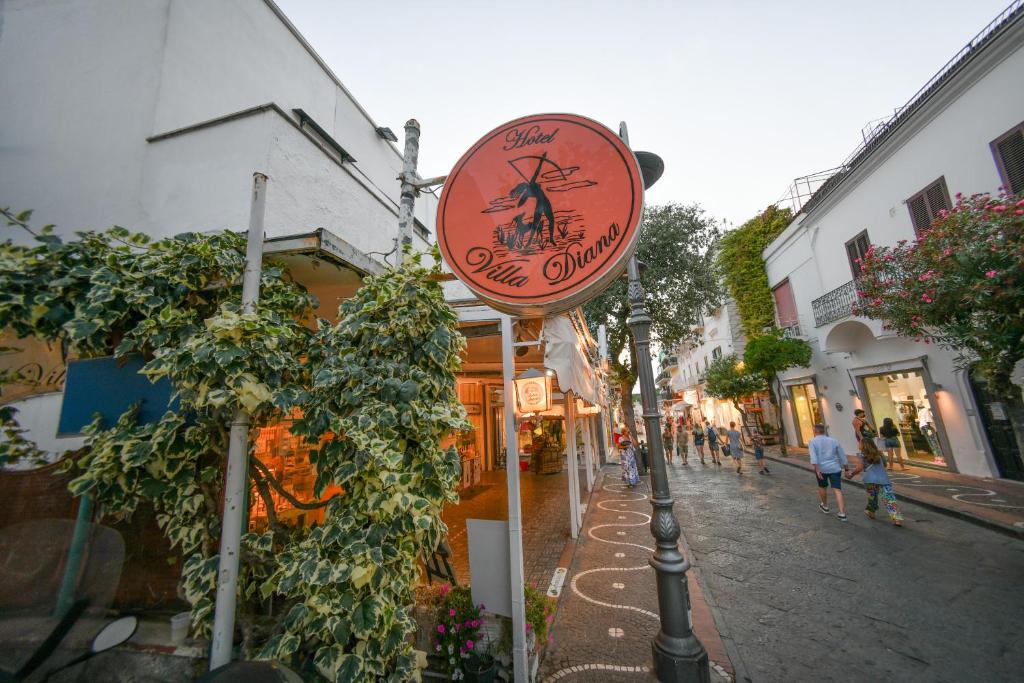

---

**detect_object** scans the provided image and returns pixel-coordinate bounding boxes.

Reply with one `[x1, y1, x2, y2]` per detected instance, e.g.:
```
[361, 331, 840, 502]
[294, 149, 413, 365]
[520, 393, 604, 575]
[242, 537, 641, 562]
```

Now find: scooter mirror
[91, 616, 138, 654]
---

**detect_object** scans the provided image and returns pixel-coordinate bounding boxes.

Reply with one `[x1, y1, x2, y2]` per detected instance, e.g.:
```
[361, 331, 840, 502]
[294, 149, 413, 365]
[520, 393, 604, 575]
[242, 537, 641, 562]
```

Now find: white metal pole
[500, 315, 529, 683]
[210, 172, 268, 670]
[581, 414, 595, 492]
[397, 119, 421, 260]
[564, 391, 582, 534]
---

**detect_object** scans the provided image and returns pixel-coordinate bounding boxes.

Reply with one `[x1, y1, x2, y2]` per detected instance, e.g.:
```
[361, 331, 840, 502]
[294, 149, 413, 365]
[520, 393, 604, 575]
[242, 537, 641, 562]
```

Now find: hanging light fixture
[514, 368, 552, 414]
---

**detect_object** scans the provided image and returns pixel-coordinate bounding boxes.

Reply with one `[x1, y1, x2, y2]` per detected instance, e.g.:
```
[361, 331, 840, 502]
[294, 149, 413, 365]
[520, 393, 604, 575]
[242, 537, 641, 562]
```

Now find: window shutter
[845, 230, 870, 277]
[907, 177, 950, 234]
[924, 181, 950, 215]
[996, 128, 1024, 194]
[773, 280, 799, 327]
[908, 193, 931, 234]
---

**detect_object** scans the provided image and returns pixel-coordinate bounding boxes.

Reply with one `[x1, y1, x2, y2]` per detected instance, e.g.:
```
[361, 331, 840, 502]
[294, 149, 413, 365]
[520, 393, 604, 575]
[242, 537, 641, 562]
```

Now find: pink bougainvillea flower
[449, 608, 456, 617]
[438, 625, 445, 634]
[986, 270, 997, 278]
[439, 584, 450, 597]
[993, 205, 1007, 212]
[466, 640, 474, 649]
[526, 623, 532, 632]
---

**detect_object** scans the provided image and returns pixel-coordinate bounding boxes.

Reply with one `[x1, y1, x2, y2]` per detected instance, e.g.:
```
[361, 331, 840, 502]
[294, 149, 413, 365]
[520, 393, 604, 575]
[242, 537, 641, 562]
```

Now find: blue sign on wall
[57, 355, 175, 436]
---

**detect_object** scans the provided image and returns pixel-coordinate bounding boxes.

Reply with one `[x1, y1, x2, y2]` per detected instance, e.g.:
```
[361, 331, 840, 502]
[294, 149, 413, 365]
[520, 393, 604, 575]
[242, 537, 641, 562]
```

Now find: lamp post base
[653, 634, 711, 683]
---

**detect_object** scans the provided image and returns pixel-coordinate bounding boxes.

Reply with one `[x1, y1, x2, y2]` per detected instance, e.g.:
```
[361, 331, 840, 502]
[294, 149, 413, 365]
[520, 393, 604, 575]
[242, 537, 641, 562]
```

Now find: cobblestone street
[442, 468, 588, 589]
[539, 469, 733, 683]
[667, 453, 1024, 682]
[539, 453, 1024, 682]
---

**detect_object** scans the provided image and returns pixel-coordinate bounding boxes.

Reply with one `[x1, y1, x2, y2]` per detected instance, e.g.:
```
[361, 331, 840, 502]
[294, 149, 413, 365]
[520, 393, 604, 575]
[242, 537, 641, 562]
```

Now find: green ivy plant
[716, 206, 792, 338]
[0, 207, 467, 680]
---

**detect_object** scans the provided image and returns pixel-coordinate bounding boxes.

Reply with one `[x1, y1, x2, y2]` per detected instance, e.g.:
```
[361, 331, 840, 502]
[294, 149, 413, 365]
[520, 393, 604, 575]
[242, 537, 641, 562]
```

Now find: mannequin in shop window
[917, 401, 942, 457]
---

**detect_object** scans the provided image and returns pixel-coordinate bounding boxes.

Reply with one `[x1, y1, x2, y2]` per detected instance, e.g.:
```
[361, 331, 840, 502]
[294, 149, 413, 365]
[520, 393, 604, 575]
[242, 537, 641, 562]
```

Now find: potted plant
[464, 646, 497, 683]
[430, 584, 486, 680]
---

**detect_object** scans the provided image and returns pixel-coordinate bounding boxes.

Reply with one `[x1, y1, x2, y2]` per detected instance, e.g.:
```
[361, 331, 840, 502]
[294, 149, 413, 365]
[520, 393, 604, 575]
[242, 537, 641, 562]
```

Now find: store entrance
[789, 382, 821, 446]
[969, 370, 1024, 481]
[863, 370, 946, 467]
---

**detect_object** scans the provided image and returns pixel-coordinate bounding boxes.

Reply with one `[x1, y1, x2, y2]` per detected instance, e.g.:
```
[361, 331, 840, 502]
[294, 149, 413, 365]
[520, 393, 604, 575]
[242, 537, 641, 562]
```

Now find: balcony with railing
[811, 280, 861, 327]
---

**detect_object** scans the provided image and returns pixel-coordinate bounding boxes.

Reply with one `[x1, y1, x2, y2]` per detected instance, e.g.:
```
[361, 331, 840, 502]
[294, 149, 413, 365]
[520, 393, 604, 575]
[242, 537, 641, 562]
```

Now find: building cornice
[801, 9, 1024, 224]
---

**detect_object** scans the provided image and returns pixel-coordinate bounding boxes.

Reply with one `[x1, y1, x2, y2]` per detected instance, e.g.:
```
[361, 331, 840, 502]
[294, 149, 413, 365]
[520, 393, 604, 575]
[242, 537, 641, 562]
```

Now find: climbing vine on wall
[0, 207, 467, 681]
[716, 205, 792, 337]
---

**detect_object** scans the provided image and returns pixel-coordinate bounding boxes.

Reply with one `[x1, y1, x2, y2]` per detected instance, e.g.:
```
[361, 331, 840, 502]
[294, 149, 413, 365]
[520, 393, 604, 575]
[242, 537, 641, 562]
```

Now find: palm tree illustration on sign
[510, 152, 558, 247]
[487, 153, 597, 254]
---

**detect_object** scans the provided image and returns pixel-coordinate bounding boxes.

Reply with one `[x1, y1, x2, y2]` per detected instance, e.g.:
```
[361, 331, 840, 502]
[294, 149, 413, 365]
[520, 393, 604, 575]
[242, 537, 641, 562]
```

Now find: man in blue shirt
[808, 424, 850, 521]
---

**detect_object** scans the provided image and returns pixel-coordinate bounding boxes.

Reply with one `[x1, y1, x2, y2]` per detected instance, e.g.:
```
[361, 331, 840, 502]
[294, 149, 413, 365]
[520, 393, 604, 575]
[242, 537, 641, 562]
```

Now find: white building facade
[763, 4, 1024, 479]
[0, 0, 438, 455]
[673, 298, 767, 434]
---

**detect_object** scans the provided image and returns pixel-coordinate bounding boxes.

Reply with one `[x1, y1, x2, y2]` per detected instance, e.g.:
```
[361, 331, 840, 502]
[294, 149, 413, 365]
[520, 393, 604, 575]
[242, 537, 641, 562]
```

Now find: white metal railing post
[500, 315, 529, 682]
[564, 391, 582, 535]
[209, 172, 267, 670]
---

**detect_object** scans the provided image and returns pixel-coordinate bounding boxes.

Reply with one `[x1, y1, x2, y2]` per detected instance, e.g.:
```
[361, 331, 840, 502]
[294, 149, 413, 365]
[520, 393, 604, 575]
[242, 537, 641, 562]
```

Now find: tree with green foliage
[703, 354, 766, 426]
[582, 203, 722, 439]
[855, 189, 1024, 394]
[0, 207, 467, 681]
[717, 206, 792, 337]
[743, 328, 812, 456]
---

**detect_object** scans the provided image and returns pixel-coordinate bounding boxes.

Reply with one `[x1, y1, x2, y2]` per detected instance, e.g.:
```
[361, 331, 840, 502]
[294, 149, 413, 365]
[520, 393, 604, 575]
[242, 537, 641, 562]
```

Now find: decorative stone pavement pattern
[538, 470, 732, 683]
[442, 467, 590, 589]
[667, 451, 1024, 682]
[757, 444, 1024, 536]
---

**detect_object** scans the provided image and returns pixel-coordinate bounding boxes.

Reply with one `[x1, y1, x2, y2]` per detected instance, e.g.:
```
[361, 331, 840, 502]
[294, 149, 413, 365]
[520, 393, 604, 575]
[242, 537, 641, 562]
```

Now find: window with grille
[992, 121, 1024, 195]
[712, 346, 722, 360]
[845, 230, 871, 278]
[906, 177, 951, 234]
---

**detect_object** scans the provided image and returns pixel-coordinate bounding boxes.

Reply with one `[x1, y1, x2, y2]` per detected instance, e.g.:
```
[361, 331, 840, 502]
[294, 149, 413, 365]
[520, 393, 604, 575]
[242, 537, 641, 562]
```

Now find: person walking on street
[879, 417, 907, 471]
[846, 438, 903, 526]
[619, 436, 641, 487]
[809, 424, 850, 521]
[751, 428, 769, 474]
[705, 420, 722, 466]
[692, 423, 706, 465]
[638, 440, 650, 475]
[852, 409, 878, 449]
[725, 422, 744, 474]
[678, 424, 689, 466]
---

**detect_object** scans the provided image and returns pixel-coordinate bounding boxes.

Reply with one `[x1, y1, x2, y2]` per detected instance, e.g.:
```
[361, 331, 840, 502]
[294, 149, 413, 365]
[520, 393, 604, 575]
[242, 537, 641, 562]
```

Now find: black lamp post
[621, 123, 710, 682]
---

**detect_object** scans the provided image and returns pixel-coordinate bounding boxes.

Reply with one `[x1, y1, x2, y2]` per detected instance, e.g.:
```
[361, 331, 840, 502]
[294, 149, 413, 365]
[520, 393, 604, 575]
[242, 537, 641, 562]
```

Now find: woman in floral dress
[619, 436, 641, 487]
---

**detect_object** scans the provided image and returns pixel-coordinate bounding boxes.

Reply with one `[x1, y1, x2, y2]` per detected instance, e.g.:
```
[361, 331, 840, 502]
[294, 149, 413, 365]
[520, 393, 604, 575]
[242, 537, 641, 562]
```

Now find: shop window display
[248, 410, 342, 531]
[790, 383, 821, 447]
[864, 371, 946, 467]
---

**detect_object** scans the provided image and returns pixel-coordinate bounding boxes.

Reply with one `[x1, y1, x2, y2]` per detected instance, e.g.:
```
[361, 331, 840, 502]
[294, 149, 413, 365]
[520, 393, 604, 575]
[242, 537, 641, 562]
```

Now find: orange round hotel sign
[437, 113, 644, 315]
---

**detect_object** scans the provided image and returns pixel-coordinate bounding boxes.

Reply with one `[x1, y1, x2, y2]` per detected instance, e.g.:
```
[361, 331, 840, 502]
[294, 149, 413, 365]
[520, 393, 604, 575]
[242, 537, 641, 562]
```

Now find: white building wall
[0, 0, 436, 249]
[0, 0, 440, 458]
[763, 21, 1024, 478]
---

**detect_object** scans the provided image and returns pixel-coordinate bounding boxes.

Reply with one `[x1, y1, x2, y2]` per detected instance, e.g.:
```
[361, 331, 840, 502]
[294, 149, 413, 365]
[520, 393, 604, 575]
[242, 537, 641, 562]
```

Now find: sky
[275, 0, 1011, 229]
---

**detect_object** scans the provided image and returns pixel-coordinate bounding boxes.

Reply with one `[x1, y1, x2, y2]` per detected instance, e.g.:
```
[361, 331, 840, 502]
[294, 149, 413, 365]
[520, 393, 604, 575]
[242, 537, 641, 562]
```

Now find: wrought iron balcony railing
[811, 280, 860, 327]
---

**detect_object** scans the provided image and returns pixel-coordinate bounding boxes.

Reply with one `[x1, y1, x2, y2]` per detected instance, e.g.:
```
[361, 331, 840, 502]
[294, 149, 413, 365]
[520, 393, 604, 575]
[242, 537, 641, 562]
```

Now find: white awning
[670, 400, 691, 413]
[542, 314, 601, 406]
[670, 370, 685, 393]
